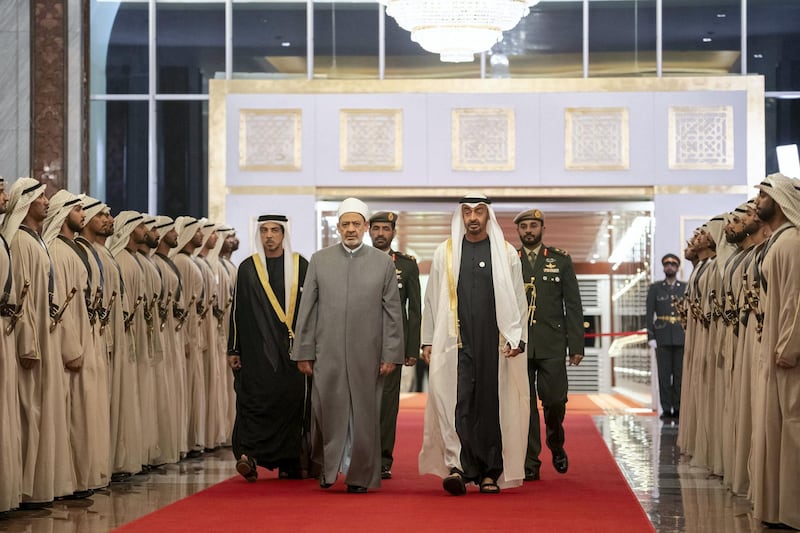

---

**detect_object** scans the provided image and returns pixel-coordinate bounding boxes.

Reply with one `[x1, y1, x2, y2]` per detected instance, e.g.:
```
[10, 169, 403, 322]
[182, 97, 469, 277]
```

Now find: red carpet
[115, 411, 654, 533]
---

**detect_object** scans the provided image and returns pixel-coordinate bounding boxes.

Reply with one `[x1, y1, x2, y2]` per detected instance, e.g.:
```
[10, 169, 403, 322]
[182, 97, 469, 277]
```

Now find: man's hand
[65, 356, 83, 373]
[404, 356, 417, 367]
[502, 344, 522, 358]
[421, 346, 432, 365]
[227, 355, 241, 370]
[297, 360, 314, 376]
[379, 362, 396, 376]
[648, 339, 657, 350]
[568, 354, 584, 366]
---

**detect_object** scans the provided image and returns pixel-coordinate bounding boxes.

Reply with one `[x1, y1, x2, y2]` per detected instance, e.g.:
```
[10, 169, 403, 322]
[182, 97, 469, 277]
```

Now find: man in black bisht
[227, 214, 309, 481]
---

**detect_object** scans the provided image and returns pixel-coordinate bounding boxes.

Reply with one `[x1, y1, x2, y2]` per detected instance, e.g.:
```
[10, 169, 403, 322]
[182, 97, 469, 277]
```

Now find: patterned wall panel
[238, 109, 302, 171]
[452, 108, 515, 171]
[565, 107, 630, 170]
[339, 109, 402, 171]
[668, 106, 734, 170]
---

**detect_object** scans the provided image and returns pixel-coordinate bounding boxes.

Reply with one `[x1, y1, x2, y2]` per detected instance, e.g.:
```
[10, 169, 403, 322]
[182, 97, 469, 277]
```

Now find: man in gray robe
[293, 197, 404, 494]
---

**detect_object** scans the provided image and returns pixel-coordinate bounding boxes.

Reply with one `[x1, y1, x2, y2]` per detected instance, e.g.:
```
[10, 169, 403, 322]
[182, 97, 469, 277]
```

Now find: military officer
[514, 208, 584, 481]
[645, 253, 686, 420]
[368, 211, 421, 480]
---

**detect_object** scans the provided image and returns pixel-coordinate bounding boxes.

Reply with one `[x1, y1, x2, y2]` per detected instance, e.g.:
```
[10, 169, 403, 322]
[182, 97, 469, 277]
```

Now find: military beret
[369, 211, 398, 228]
[661, 253, 681, 265]
[513, 208, 544, 225]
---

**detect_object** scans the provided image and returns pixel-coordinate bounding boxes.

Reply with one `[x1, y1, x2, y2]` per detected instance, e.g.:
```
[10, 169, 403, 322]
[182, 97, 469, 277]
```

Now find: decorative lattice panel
[452, 108, 515, 171]
[668, 106, 734, 170]
[565, 107, 629, 170]
[238, 109, 302, 171]
[339, 109, 403, 171]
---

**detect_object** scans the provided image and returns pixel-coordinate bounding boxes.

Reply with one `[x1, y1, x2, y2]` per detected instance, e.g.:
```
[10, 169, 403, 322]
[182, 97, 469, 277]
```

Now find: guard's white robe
[219, 256, 237, 441]
[196, 255, 223, 449]
[0, 237, 22, 512]
[12, 228, 73, 502]
[752, 225, 800, 528]
[689, 257, 715, 469]
[140, 251, 178, 464]
[677, 263, 702, 455]
[96, 243, 143, 474]
[75, 236, 111, 489]
[173, 252, 206, 450]
[153, 252, 188, 456]
[418, 240, 529, 488]
[49, 237, 103, 492]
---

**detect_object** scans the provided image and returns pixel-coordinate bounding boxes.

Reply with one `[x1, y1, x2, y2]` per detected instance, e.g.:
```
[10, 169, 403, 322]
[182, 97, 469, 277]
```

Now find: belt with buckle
[656, 315, 680, 323]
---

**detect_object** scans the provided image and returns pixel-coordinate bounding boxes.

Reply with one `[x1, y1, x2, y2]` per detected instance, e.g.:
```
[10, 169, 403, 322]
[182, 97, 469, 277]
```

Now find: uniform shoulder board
[397, 251, 417, 262]
[548, 246, 570, 257]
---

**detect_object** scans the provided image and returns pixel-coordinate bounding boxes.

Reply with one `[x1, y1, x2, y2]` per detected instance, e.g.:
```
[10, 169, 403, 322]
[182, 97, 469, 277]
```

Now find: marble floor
[0, 414, 795, 533]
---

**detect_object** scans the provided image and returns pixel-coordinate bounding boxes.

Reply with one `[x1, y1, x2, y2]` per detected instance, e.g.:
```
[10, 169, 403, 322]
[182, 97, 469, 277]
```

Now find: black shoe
[442, 471, 467, 496]
[552, 450, 569, 474]
[319, 479, 333, 489]
[235, 455, 258, 483]
[524, 468, 540, 481]
[381, 468, 392, 480]
[346, 485, 368, 494]
[110, 472, 132, 483]
[0, 510, 10, 520]
[19, 500, 53, 511]
[185, 449, 203, 459]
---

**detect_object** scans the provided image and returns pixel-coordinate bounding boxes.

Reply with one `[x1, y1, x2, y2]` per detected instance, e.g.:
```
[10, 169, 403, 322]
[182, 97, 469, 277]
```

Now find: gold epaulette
[548, 247, 570, 257]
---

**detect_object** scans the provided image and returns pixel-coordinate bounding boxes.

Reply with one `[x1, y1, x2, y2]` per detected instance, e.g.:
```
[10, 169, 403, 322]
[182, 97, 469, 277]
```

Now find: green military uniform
[369, 212, 422, 477]
[516, 209, 584, 478]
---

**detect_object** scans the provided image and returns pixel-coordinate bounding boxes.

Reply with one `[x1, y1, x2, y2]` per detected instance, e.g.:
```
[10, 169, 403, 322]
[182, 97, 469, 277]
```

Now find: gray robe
[293, 243, 404, 489]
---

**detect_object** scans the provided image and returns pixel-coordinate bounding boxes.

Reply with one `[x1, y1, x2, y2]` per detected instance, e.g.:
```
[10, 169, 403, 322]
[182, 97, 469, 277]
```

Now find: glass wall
[90, 0, 800, 215]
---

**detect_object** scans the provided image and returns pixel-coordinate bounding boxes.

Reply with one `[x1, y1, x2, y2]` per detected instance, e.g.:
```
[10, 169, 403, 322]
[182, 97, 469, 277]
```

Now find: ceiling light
[281, 41, 291, 47]
[380, 0, 539, 63]
[702, 37, 712, 43]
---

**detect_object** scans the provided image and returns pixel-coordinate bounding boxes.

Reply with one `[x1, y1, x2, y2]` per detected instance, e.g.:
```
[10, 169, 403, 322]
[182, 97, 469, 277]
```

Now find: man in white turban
[1, 178, 74, 507]
[751, 173, 800, 529]
[151, 216, 189, 458]
[293, 197, 404, 493]
[43, 190, 108, 495]
[418, 193, 529, 495]
[171, 216, 207, 457]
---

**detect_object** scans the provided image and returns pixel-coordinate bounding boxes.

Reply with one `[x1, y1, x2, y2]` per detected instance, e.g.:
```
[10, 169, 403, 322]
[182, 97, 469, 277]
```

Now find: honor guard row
[668, 172, 800, 530]
[0, 177, 240, 515]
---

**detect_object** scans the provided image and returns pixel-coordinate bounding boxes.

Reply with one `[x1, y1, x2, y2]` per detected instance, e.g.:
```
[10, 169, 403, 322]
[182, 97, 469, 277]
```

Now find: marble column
[30, 0, 70, 194]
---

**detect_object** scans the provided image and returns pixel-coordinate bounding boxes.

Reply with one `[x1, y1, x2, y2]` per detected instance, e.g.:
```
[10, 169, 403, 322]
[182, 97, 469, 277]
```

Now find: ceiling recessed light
[753, 53, 763, 59]
[281, 41, 291, 47]
[702, 37, 713, 43]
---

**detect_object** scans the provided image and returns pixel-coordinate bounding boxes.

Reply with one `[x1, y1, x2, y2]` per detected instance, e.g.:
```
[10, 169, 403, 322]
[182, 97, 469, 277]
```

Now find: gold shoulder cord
[445, 239, 462, 349]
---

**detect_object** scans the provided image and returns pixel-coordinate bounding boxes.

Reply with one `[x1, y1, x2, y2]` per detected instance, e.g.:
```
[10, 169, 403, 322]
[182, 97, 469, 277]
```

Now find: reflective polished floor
[0, 414, 796, 532]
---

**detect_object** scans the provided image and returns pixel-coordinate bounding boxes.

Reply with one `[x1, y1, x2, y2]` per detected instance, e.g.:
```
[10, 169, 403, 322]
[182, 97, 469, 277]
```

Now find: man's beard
[372, 237, 389, 251]
[744, 220, 761, 236]
[67, 218, 83, 233]
[757, 202, 775, 222]
[144, 235, 159, 248]
[522, 233, 542, 248]
[726, 229, 746, 244]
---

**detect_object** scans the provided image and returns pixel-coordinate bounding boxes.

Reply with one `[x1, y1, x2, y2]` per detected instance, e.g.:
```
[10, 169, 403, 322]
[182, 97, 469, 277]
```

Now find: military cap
[369, 211, 398, 228]
[513, 208, 544, 225]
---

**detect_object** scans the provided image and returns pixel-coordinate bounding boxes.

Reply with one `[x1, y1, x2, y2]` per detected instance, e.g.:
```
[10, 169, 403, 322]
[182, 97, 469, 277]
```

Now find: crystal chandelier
[379, 0, 539, 63]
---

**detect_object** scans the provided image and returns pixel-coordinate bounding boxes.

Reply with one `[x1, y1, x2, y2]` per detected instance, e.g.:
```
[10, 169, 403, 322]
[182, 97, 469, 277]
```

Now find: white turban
[716, 212, 737, 265]
[337, 197, 370, 222]
[448, 192, 524, 348]
[193, 218, 218, 257]
[42, 189, 81, 246]
[170, 216, 199, 259]
[152, 215, 175, 236]
[756, 172, 800, 228]
[208, 225, 234, 262]
[1, 178, 47, 242]
[80, 195, 108, 224]
[109, 210, 144, 258]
